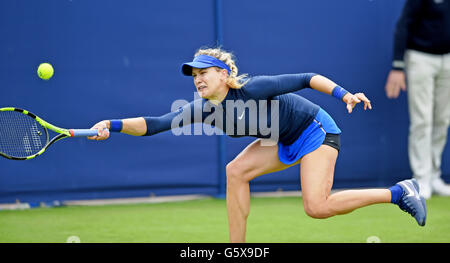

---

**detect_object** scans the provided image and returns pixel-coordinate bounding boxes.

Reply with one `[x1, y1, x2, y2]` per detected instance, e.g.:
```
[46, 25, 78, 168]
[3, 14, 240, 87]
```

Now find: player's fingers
[97, 129, 110, 140]
[356, 92, 368, 100]
[97, 128, 104, 136]
[87, 128, 100, 140]
[103, 129, 110, 139]
[88, 125, 106, 140]
[352, 95, 361, 104]
[357, 93, 372, 110]
[347, 103, 353, 114]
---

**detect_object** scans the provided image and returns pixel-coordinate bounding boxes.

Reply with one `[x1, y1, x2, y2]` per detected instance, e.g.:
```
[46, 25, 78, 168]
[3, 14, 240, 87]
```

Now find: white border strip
[63, 194, 210, 206]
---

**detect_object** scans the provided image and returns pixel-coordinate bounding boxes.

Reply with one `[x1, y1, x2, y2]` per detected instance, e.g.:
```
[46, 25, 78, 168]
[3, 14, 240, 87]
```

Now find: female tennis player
[89, 47, 427, 243]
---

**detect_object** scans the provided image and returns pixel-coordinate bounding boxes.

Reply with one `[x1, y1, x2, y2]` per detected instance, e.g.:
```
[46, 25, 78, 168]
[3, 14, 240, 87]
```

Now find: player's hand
[385, 70, 406, 99]
[88, 120, 110, 140]
[343, 92, 372, 114]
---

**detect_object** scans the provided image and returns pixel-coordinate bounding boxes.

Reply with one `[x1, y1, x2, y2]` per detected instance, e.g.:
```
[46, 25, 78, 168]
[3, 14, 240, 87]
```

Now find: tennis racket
[0, 107, 106, 160]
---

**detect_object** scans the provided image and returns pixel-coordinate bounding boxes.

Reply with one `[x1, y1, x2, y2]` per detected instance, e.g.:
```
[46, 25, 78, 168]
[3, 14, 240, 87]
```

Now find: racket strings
[0, 111, 48, 158]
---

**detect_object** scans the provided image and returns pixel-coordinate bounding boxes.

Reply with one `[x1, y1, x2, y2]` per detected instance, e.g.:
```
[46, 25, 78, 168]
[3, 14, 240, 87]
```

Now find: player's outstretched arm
[309, 75, 372, 114]
[88, 117, 147, 140]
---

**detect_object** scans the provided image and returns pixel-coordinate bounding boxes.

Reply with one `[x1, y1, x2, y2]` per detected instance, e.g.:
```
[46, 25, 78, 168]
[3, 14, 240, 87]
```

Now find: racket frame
[0, 107, 98, 160]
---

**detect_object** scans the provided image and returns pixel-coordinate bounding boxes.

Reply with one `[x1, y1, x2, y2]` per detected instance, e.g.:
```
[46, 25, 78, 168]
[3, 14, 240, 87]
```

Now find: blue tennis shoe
[395, 179, 427, 226]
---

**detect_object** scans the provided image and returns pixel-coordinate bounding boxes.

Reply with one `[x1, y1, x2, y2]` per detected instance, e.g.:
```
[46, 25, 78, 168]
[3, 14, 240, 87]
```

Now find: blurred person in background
[384, 0, 450, 199]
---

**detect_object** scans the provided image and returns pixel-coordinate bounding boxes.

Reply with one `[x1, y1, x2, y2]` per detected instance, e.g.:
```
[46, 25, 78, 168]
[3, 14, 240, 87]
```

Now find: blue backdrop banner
[1, 0, 448, 203]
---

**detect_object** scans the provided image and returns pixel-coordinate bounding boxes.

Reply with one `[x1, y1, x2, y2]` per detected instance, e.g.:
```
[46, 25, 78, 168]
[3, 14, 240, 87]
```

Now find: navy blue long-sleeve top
[144, 73, 320, 146]
[392, 0, 450, 69]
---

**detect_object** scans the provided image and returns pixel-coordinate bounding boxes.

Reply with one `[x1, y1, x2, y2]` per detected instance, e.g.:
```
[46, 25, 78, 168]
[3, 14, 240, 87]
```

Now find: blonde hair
[194, 47, 248, 89]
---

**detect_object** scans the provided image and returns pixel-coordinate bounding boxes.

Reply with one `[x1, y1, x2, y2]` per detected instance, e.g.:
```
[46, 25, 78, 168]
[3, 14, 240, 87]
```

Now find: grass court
[1, 196, 449, 243]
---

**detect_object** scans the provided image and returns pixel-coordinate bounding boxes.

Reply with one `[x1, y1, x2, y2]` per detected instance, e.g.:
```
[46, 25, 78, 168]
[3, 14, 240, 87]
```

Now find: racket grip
[69, 128, 108, 137]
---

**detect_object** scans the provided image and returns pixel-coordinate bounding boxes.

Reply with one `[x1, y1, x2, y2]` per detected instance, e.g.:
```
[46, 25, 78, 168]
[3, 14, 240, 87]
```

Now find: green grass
[0, 196, 449, 243]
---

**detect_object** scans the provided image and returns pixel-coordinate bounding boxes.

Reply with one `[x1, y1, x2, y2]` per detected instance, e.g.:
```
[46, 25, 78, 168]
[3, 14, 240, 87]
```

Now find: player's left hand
[343, 93, 372, 114]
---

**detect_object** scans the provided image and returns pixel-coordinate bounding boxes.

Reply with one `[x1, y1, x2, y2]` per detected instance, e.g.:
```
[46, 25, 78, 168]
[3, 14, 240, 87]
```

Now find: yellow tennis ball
[37, 63, 54, 80]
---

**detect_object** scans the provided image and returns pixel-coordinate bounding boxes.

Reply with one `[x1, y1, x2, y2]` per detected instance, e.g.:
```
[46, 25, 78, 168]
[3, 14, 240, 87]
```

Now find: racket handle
[69, 128, 109, 137]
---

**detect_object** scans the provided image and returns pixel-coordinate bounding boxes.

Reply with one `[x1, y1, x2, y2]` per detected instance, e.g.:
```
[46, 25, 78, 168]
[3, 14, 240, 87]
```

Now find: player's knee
[303, 201, 331, 219]
[226, 161, 252, 184]
[226, 162, 243, 183]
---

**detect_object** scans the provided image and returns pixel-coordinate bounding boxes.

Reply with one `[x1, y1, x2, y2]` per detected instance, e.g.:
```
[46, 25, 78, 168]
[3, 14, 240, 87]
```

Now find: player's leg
[226, 139, 297, 243]
[300, 144, 427, 226]
[300, 144, 390, 219]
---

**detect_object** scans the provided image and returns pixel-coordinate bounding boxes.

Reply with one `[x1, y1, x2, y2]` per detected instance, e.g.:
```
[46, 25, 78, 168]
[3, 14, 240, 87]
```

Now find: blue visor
[181, 55, 231, 76]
